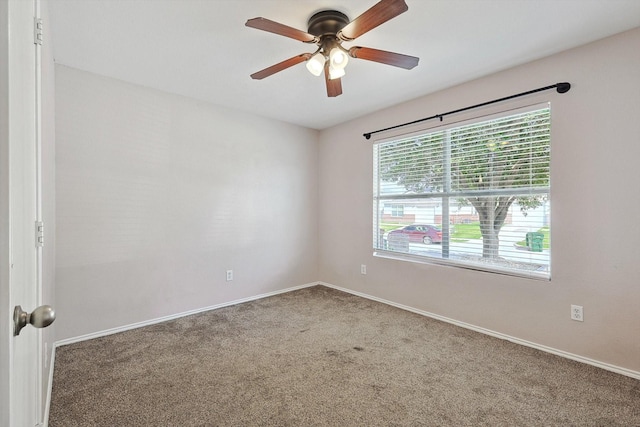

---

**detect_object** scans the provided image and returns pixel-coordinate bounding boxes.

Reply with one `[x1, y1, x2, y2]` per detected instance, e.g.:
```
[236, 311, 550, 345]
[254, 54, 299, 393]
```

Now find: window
[389, 204, 404, 217]
[373, 105, 551, 279]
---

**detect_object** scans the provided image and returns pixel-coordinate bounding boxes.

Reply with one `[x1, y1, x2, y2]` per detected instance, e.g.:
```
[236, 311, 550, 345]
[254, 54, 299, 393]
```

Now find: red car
[387, 224, 442, 245]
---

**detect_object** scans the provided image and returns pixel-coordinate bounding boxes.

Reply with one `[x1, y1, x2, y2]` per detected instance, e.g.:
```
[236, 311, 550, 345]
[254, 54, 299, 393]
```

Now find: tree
[378, 109, 550, 259]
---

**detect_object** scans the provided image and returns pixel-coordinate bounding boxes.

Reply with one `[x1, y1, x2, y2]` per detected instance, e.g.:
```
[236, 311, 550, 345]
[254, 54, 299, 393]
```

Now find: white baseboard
[319, 281, 640, 380]
[55, 282, 318, 347]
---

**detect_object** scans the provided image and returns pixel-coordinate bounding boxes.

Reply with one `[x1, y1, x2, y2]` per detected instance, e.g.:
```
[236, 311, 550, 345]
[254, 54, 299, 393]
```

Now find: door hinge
[34, 17, 43, 45]
[35, 221, 44, 247]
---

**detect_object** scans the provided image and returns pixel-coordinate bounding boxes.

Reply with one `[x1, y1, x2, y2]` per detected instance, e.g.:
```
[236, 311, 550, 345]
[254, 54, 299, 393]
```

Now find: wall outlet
[571, 305, 583, 322]
[226, 270, 233, 281]
[361, 264, 367, 275]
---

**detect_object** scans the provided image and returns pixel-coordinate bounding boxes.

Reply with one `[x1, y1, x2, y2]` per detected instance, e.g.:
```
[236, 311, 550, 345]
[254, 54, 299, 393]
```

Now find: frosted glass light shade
[329, 47, 349, 69]
[306, 52, 325, 76]
[328, 65, 345, 80]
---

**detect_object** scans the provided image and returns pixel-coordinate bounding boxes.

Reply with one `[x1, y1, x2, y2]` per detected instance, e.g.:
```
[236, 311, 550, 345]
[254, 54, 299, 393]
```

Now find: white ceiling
[48, 0, 640, 130]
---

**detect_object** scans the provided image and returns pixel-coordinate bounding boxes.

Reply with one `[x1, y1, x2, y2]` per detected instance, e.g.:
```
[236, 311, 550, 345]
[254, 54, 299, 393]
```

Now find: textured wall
[318, 28, 640, 373]
[55, 66, 318, 340]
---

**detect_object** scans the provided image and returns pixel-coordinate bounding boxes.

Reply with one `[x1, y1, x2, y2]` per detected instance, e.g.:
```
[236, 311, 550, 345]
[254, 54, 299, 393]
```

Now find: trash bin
[526, 232, 544, 252]
[379, 228, 387, 250]
[388, 233, 410, 252]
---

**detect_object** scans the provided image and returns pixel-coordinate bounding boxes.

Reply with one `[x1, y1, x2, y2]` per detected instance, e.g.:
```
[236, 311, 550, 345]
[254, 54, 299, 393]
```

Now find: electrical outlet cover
[571, 304, 583, 321]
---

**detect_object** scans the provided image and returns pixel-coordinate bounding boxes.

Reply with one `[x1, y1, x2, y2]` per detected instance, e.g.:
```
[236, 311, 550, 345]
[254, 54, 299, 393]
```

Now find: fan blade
[338, 0, 408, 41]
[250, 54, 311, 80]
[246, 18, 317, 43]
[324, 62, 342, 97]
[349, 46, 419, 69]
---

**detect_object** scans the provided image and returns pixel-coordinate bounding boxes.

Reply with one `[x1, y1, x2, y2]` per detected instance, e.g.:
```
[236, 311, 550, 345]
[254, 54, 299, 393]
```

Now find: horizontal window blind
[373, 106, 551, 279]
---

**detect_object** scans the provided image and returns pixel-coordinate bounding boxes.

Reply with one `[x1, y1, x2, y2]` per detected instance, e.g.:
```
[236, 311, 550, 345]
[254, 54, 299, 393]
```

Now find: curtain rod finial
[364, 133, 371, 140]
[556, 82, 571, 93]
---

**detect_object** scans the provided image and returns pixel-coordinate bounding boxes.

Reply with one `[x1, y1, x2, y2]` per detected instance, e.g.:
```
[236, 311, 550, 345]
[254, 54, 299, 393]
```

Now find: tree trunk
[479, 215, 500, 259]
[470, 196, 516, 259]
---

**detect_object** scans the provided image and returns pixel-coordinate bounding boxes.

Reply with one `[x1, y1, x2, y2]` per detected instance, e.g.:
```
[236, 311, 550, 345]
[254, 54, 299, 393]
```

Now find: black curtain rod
[363, 82, 571, 140]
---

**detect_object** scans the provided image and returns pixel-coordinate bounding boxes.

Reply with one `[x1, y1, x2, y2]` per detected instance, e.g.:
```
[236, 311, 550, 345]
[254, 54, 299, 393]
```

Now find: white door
[7, 0, 46, 425]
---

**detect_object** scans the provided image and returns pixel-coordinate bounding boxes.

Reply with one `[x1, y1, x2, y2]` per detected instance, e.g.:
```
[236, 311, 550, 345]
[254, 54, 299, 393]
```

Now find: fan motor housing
[307, 10, 349, 37]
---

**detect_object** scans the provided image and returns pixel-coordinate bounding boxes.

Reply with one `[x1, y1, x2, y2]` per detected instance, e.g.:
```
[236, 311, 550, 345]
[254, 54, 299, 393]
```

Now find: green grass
[515, 226, 550, 249]
[450, 223, 481, 240]
[380, 222, 482, 242]
[379, 223, 404, 233]
[453, 223, 550, 249]
[380, 221, 550, 249]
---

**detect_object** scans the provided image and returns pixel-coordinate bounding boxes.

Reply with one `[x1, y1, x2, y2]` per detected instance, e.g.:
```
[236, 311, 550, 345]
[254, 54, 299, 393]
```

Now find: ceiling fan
[245, 0, 419, 97]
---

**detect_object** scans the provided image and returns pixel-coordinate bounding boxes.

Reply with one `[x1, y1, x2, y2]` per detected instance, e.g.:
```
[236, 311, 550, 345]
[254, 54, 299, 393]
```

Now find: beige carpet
[49, 285, 640, 426]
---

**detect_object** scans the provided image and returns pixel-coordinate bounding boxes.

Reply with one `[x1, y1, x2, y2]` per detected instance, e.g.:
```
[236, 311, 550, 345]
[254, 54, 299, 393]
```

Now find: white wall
[55, 66, 319, 340]
[318, 28, 640, 373]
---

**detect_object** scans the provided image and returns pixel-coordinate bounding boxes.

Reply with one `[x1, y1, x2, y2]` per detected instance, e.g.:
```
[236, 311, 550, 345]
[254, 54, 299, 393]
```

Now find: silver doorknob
[13, 305, 56, 336]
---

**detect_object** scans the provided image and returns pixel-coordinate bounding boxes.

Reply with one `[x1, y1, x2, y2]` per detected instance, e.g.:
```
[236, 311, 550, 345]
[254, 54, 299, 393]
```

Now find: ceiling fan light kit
[328, 66, 345, 80]
[306, 52, 325, 76]
[246, 0, 420, 97]
[330, 47, 349, 69]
